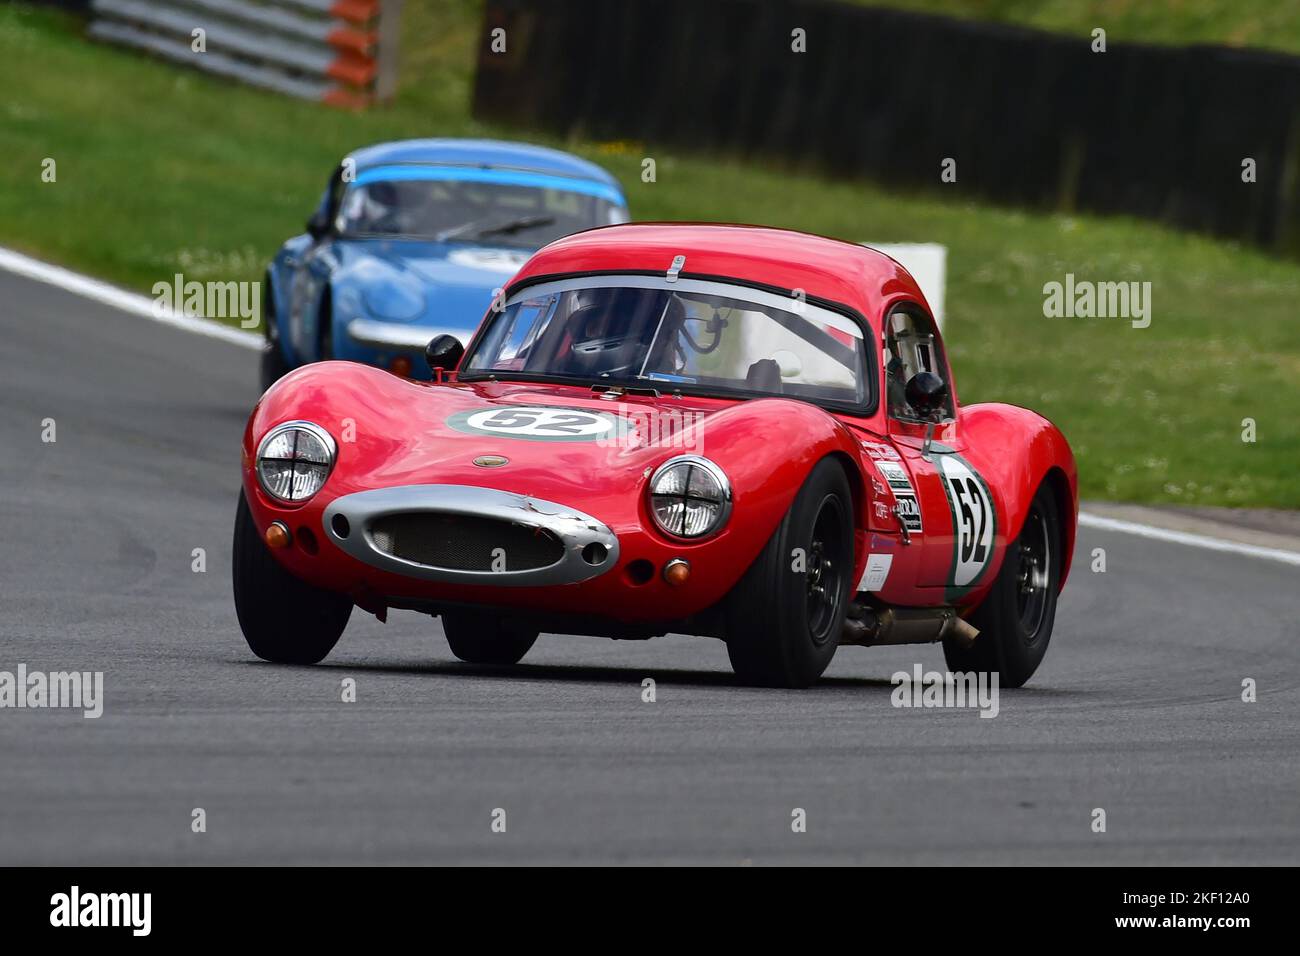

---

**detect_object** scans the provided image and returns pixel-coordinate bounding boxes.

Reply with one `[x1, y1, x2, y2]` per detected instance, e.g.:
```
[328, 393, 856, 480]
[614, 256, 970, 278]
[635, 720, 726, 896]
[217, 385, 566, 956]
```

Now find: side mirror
[904, 371, 948, 420]
[306, 209, 331, 240]
[425, 334, 464, 374]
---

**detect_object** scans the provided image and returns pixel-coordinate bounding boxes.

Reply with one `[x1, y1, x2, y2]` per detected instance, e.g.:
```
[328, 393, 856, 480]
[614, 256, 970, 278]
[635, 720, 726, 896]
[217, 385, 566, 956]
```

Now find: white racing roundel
[937, 456, 996, 588]
[445, 406, 627, 442]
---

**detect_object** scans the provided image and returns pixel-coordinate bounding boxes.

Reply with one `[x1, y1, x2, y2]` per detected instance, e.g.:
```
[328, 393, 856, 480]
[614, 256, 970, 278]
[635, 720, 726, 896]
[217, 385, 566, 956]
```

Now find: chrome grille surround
[322, 485, 619, 586]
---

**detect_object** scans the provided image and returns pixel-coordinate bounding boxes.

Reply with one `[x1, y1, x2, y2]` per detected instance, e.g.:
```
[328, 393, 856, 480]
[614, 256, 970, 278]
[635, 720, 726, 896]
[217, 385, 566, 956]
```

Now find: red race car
[234, 223, 1077, 688]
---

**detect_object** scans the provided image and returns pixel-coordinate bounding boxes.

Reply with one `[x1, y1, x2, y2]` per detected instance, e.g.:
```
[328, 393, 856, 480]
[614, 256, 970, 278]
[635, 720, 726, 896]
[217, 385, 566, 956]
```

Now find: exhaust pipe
[841, 604, 980, 648]
[941, 615, 980, 648]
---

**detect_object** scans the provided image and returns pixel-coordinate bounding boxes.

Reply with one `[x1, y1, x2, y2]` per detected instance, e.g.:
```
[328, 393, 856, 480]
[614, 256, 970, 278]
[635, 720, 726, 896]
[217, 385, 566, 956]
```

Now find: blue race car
[260, 138, 628, 388]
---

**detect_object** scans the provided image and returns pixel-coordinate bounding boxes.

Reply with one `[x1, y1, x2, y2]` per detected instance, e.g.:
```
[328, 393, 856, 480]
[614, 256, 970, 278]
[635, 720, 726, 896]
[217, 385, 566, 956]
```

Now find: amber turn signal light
[663, 558, 690, 586]
[389, 355, 413, 377]
[265, 521, 291, 549]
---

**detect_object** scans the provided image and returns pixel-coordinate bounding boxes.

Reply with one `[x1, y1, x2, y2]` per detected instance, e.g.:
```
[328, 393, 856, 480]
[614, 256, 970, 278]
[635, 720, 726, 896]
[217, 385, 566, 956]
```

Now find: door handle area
[892, 504, 912, 545]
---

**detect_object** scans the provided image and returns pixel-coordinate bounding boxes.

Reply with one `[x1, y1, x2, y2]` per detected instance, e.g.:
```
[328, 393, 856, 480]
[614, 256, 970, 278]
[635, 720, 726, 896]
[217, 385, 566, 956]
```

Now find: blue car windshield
[336, 176, 626, 246]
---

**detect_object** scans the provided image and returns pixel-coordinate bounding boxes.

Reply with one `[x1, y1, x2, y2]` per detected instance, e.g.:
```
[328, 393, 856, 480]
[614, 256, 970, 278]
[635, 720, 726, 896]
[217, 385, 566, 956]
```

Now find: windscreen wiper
[590, 383, 660, 398]
[473, 215, 555, 239]
[438, 215, 556, 242]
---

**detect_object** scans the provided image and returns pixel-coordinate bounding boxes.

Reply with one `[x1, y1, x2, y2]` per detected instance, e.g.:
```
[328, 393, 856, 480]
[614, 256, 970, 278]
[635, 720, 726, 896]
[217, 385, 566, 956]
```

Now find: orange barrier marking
[327, 26, 378, 54]
[327, 51, 377, 86]
[330, 0, 379, 24]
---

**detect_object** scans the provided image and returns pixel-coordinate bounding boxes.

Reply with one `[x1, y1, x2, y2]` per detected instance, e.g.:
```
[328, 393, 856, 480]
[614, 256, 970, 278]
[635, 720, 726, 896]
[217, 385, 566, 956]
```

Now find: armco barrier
[88, 0, 403, 107]
[474, 0, 1300, 257]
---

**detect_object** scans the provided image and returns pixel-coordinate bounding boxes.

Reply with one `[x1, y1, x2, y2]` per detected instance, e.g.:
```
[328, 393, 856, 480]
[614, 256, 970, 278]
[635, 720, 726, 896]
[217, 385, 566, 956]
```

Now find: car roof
[506, 223, 931, 322]
[345, 139, 624, 194]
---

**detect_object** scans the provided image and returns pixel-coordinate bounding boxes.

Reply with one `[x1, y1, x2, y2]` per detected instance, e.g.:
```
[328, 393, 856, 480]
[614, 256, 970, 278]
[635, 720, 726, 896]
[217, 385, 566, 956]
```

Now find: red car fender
[684, 397, 873, 585]
[958, 403, 1079, 589]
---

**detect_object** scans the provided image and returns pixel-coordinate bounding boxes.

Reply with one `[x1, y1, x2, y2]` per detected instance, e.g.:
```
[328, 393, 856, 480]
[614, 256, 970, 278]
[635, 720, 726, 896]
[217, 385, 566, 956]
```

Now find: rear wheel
[442, 612, 538, 665]
[724, 458, 853, 688]
[942, 483, 1061, 687]
[232, 492, 352, 664]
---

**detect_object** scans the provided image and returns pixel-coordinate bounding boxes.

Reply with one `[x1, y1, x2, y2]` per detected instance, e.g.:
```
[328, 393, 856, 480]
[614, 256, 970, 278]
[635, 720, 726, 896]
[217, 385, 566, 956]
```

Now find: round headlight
[362, 281, 424, 321]
[256, 421, 337, 503]
[648, 455, 732, 539]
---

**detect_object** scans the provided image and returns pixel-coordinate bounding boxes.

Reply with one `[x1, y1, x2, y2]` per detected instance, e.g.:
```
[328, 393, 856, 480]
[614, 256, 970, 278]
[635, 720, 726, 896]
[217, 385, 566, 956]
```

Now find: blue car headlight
[362, 282, 425, 321]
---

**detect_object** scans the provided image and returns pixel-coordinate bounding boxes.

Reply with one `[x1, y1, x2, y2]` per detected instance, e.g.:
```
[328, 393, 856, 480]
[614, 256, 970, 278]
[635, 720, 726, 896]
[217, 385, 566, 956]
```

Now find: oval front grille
[368, 513, 565, 572]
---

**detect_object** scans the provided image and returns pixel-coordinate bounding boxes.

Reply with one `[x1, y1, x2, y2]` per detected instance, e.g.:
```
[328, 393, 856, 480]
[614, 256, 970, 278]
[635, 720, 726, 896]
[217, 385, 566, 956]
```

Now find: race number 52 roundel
[445, 406, 630, 442]
[937, 455, 997, 590]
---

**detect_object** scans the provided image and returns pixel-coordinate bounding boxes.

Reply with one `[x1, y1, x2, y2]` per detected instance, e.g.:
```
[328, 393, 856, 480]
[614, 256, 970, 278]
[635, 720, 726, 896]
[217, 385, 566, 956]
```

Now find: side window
[883, 306, 953, 421]
[479, 295, 558, 370]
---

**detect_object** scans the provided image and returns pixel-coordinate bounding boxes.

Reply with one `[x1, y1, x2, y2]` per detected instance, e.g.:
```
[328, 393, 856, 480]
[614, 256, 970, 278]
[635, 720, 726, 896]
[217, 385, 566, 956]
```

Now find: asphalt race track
[1, 270, 1297, 865]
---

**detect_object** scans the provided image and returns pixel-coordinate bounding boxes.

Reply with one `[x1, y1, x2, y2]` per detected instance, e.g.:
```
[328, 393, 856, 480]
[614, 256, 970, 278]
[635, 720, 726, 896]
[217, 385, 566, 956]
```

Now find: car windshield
[461, 276, 869, 406]
[336, 174, 626, 246]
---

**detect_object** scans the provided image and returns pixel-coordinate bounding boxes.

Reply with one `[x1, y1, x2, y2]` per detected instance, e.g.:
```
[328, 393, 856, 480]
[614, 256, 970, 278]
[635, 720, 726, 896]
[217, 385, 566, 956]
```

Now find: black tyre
[442, 611, 538, 665]
[725, 458, 853, 688]
[260, 284, 291, 391]
[942, 482, 1061, 687]
[232, 492, 352, 664]
[317, 290, 335, 360]
[260, 339, 291, 392]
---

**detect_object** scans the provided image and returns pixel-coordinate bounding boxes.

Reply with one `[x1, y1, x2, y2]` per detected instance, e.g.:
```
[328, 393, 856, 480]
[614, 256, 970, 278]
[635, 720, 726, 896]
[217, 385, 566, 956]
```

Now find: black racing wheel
[442, 612, 539, 665]
[259, 280, 291, 391]
[232, 492, 352, 664]
[943, 482, 1061, 687]
[724, 458, 854, 687]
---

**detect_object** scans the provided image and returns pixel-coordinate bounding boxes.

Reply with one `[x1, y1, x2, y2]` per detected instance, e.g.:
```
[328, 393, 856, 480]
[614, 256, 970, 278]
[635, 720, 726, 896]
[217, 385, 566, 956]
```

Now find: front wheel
[943, 483, 1061, 687]
[260, 284, 292, 392]
[724, 458, 853, 688]
[260, 339, 291, 392]
[442, 612, 538, 665]
[232, 492, 352, 664]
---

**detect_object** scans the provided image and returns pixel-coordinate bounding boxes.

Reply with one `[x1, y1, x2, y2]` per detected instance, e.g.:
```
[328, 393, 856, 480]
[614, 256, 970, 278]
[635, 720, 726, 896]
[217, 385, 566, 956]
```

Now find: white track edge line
[1078, 512, 1300, 567]
[0, 246, 261, 350]
[5, 246, 1298, 567]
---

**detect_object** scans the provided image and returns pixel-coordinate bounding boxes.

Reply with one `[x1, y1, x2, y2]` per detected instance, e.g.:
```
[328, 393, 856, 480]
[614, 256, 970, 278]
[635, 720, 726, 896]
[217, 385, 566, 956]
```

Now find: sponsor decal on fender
[860, 440, 901, 461]
[858, 553, 894, 591]
[875, 460, 922, 533]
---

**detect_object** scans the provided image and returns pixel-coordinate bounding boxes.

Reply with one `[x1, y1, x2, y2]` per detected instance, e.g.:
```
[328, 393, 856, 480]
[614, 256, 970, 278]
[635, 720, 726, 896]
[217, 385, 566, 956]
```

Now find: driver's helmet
[568, 289, 636, 349]
[569, 304, 618, 354]
[363, 180, 402, 226]
[367, 180, 399, 207]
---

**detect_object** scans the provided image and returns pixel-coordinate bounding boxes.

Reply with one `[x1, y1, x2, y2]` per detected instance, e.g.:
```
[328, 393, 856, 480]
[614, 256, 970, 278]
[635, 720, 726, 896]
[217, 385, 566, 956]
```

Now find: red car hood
[251, 363, 739, 509]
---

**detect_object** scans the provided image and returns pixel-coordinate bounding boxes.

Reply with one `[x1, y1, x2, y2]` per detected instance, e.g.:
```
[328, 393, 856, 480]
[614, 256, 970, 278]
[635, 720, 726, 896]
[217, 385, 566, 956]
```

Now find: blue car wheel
[260, 279, 291, 392]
